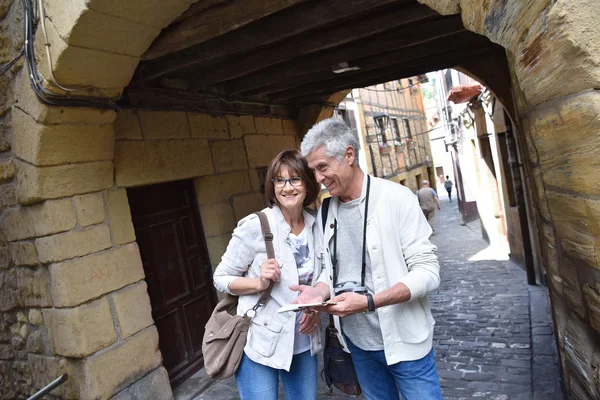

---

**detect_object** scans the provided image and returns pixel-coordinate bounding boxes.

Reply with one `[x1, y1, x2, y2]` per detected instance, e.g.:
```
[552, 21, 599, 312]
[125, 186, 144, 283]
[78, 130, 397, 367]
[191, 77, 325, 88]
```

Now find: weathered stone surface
[114, 139, 213, 187]
[194, 170, 252, 205]
[110, 366, 173, 400]
[28, 309, 42, 326]
[0, 267, 52, 311]
[111, 282, 154, 339]
[107, 189, 135, 245]
[244, 134, 296, 167]
[205, 234, 231, 266]
[0, 183, 16, 208]
[200, 203, 235, 237]
[211, 139, 248, 173]
[44, 1, 160, 57]
[530, 91, 600, 196]
[254, 117, 284, 134]
[137, 110, 190, 139]
[0, 34, 12, 63]
[8, 241, 37, 266]
[114, 109, 142, 140]
[227, 115, 256, 139]
[86, 0, 191, 29]
[232, 193, 265, 222]
[2, 198, 77, 241]
[0, 76, 13, 116]
[563, 313, 599, 398]
[189, 113, 228, 139]
[15, 160, 114, 204]
[49, 243, 144, 307]
[583, 284, 600, 333]
[35, 224, 112, 264]
[281, 119, 299, 136]
[0, 343, 13, 359]
[45, 297, 117, 357]
[417, 0, 459, 15]
[74, 192, 106, 227]
[0, 159, 14, 183]
[0, 0, 15, 19]
[546, 190, 600, 269]
[29, 354, 78, 398]
[12, 108, 115, 166]
[26, 328, 49, 354]
[16, 311, 27, 323]
[79, 327, 162, 400]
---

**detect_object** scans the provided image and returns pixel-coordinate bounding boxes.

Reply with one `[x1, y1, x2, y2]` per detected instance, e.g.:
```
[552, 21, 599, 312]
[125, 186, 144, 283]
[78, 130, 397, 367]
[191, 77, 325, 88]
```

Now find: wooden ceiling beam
[191, 2, 438, 86]
[239, 31, 482, 97]
[138, 0, 404, 79]
[142, 0, 308, 60]
[269, 47, 496, 102]
[217, 16, 466, 95]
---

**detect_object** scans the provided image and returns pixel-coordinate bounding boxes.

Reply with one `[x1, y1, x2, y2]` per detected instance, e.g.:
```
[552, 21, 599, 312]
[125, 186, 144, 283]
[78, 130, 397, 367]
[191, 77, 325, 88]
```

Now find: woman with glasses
[213, 149, 325, 400]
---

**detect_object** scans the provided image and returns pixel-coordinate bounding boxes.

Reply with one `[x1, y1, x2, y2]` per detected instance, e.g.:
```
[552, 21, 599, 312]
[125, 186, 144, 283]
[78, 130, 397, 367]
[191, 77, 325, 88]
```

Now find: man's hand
[289, 284, 325, 305]
[298, 309, 320, 334]
[325, 292, 369, 318]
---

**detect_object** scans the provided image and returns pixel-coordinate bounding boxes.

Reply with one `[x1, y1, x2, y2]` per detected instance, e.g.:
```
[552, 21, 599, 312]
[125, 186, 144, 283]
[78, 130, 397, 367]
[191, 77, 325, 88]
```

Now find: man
[444, 175, 454, 202]
[291, 118, 442, 400]
[417, 180, 441, 233]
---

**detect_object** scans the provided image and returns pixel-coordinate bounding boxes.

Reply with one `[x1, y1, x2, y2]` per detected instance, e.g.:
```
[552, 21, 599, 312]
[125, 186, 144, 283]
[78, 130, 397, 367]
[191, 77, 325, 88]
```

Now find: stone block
[34, 16, 138, 90]
[0, 268, 52, 312]
[254, 117, 284, 134]
[44, 297, 117, 357]
[29, 309, 42, 326]
[107, 189, 135, 245]
[282, 119, 299, 136]
[14, 74, 117, 125]
[110, 367, 173, 400]
[111, 282, 154, 339]
[206, 234, 232, 266]
[114, 109, 142, 140]
[249, 168, 262, 192]
[559, 257, 585, 318]
[74, 192, 106, 227]
[44, 1, 160, 57]
[36, 224, 112, 264]
[200, 203, 235, 237]
[232, 192, 265, 222]
[0, 242, 9, 270]
[583, 284, 600, 333]
[29, 354, 79, 398]
[137, 110, 190, 139]
[531, 91, 600, 196]
[115, 139, 213, 187]
[15, 160, 114, 204]
[0, 159, 14, 183]
[12, 108, 115, 166]
[8, 242, 38, 266]
[194, 170, 252, 205]
[244, 134, 296, 167]
[227, 115, 256, 139]
[79, 327, 161, 400]
[86, 0, 191, 29]
[546, 190, 600, 269]
[0, 34, 10, 63]
[417, 0, 459, 15]
[49, 243, 144, 308]
[0, 75, 13, 116]
[211, 139, 248, 173]
[26, 328, 49, 354]
[189, 113, 228, 139]
[0, 183, 16, 208]
[2, 198, 77, 241]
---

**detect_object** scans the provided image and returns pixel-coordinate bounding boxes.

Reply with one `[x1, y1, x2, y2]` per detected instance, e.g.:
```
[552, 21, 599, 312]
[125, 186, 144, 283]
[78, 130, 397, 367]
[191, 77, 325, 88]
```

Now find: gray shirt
[335, 196, 384, 351]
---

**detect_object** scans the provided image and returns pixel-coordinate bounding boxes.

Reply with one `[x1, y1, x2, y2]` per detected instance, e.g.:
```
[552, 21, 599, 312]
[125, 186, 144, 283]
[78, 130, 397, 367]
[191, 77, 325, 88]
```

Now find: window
[390, 118, 401, 143]
[402, 118, 412, 139]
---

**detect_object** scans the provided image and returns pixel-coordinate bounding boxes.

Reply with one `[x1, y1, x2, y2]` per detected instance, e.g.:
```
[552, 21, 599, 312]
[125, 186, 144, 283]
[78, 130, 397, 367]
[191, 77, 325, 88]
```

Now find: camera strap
[331, 175, 371, 288]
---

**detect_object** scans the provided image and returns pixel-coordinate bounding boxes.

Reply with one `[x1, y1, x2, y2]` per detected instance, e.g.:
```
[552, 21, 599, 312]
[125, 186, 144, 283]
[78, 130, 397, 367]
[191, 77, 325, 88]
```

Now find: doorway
[128, 180, 217, 387]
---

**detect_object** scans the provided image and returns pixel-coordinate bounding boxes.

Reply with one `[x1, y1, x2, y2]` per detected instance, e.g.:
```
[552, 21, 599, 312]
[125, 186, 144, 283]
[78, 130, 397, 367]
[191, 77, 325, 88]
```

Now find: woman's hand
[258, 258, 281, 290]
[299, 309, 320, 334]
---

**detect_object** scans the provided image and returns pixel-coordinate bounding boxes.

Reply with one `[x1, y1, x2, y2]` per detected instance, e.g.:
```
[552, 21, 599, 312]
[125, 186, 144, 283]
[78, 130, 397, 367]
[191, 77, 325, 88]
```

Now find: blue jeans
[235, 350, 317, 400]
[345, 337, 443, 400]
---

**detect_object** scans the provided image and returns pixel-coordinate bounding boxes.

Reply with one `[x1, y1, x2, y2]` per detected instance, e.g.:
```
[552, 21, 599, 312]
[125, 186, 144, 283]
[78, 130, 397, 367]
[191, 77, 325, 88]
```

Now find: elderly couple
[213, 118, 442, 400]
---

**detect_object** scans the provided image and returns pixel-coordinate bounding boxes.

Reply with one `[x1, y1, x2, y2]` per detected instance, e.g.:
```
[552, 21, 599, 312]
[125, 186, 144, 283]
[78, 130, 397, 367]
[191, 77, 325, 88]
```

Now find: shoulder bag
[202, 211, 275, 379]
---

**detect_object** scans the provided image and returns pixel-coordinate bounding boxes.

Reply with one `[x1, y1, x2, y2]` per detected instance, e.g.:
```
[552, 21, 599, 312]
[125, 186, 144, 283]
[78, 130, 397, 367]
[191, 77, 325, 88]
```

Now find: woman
[213, 150, 325, 400]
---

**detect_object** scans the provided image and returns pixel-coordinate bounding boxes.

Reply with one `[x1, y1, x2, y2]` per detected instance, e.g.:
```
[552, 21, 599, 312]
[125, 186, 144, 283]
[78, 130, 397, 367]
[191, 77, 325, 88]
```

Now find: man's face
[306, 146, 354, 198]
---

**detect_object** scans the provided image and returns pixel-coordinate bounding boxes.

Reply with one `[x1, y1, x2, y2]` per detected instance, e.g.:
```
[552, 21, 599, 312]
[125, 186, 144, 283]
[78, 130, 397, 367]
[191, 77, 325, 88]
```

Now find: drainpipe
[504, 112, 536, 285]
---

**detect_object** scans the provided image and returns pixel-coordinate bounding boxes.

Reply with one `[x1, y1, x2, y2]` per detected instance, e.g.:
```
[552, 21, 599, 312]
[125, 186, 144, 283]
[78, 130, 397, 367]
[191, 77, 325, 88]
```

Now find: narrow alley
[176, 196, 563, 400]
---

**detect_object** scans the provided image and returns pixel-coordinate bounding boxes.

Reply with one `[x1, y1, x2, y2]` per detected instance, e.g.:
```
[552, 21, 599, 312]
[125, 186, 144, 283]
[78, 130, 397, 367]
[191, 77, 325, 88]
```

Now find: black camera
[334, 281, 367, 295]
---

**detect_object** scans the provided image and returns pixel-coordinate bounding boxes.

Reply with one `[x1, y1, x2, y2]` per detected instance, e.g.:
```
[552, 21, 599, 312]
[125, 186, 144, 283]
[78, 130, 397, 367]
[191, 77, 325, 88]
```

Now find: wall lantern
[373, 112, 390, 134]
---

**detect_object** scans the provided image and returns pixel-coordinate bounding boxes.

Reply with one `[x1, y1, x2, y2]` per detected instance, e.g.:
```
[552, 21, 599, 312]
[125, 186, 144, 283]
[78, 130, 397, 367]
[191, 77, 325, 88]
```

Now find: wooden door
[127, 180, 217, 387]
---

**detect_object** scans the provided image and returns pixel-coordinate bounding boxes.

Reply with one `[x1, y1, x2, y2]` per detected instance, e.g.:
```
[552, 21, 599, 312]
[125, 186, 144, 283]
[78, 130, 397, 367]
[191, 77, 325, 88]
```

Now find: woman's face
[274, 166, 307, 211]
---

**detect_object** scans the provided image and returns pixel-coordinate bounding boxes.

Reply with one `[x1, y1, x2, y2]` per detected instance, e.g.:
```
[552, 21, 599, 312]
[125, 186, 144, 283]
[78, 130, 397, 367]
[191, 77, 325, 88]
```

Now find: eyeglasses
[272, 176, 303, 188]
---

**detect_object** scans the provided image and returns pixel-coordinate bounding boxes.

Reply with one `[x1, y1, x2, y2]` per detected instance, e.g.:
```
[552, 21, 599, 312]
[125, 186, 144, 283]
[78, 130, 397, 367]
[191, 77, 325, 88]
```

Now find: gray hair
[300, 117, 360, 165]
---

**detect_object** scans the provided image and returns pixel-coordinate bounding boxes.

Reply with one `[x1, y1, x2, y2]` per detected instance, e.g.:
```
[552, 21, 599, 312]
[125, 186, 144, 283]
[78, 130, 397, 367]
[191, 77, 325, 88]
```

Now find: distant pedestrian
[417, 180, 441, 233]
[444, 176, 453, 202]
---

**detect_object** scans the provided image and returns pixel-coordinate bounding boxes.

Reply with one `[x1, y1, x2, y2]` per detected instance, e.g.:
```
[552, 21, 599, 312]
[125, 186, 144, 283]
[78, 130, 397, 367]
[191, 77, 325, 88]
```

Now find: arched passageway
[1, 0, 599, 398]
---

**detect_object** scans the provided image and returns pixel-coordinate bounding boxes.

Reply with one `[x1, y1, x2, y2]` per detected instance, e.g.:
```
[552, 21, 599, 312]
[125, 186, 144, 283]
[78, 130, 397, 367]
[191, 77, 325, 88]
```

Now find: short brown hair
[264, 149, 319, 208]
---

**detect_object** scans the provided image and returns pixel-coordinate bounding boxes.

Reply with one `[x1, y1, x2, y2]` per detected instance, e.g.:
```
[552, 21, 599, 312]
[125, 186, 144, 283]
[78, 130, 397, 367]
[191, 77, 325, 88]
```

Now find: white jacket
[316, 175, 440, 365]
[213, 206, 325, 371]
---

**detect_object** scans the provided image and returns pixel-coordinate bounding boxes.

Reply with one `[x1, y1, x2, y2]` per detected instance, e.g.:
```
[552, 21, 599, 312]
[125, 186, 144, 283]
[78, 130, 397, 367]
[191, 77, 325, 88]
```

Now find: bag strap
[321, 197, 331, 233]
[253, 211, 275, 308]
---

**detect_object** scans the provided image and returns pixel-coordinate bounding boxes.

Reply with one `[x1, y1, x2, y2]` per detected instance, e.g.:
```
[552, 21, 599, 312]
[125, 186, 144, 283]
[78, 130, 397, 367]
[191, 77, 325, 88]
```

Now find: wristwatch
[364, 293, 376, 314]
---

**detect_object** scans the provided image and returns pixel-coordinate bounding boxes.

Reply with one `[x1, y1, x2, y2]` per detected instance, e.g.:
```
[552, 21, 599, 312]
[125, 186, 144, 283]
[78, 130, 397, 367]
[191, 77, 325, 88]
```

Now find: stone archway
[2, 0, 600, 398]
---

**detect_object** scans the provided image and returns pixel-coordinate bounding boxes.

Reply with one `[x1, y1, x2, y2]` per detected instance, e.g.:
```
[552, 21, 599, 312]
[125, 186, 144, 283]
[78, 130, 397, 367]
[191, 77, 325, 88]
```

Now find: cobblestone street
[179, 197, 563, 400]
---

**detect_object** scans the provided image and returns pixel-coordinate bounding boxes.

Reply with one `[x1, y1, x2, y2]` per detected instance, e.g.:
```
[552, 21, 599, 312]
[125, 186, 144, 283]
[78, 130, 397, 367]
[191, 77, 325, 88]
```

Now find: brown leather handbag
[202, 212, 275, 379]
